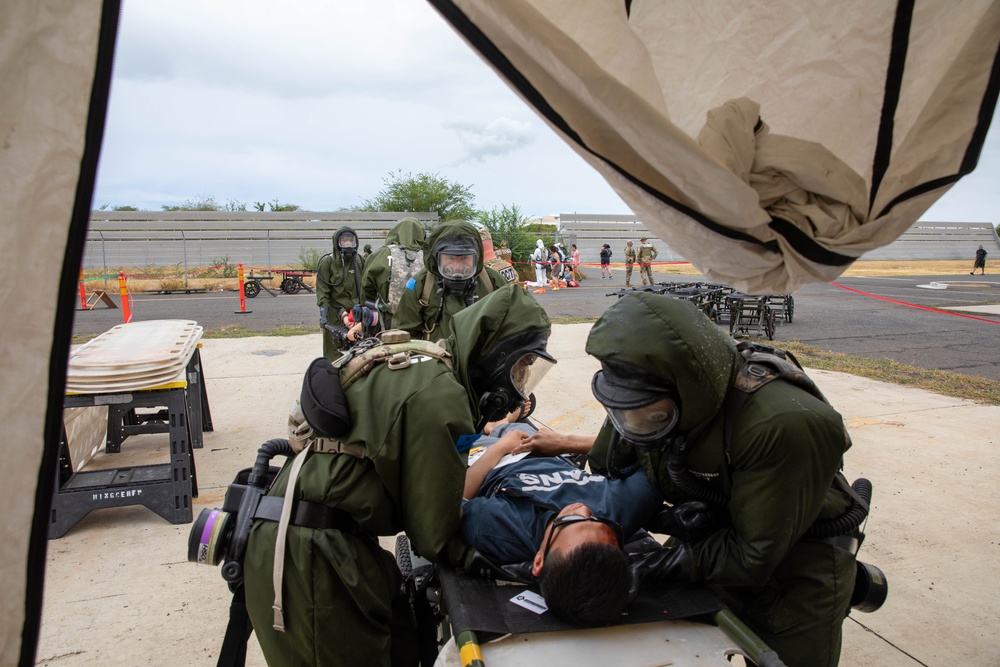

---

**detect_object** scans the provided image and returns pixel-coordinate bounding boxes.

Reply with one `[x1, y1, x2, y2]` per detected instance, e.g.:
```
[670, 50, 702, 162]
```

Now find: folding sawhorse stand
[49, 350, 212, 539]
[105, 348, 214, 452]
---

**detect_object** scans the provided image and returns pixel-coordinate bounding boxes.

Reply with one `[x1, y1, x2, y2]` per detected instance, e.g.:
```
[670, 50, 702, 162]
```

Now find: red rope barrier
[830, 282, 1000, 324]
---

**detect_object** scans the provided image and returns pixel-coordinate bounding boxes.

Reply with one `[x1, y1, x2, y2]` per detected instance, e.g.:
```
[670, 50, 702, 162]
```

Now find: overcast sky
[93, 1, 1000, 224]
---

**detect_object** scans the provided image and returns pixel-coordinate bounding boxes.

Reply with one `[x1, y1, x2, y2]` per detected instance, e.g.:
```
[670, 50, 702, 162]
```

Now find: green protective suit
[360, 217, 428, 327]
[586, 294, 855, 667]
[393, 220, 507, 342]
[243, 283, 552, 667]
[316, 226, 365, 360]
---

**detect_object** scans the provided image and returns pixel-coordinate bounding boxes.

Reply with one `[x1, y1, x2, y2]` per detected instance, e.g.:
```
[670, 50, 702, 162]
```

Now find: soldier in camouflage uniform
[497, 239, 513, 264]
[623, 240, 637, 287]
[474, 223, 518, 285]
[637, 237, 659, 286]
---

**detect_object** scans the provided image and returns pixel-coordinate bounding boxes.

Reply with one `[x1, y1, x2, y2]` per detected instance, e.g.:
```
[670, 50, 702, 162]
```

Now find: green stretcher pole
[713, 608, 787, 667]
[456, 630, 486, 667]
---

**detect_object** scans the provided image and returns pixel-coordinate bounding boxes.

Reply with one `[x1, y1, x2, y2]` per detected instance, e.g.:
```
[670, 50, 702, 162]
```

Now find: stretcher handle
[713, 608, 786, 667]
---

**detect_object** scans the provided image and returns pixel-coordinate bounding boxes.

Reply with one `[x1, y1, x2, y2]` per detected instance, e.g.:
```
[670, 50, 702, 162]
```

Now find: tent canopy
[431, 0, 1000, 292]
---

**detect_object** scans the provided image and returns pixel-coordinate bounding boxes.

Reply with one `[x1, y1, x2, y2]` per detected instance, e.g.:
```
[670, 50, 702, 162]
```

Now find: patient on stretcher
[461, 428, 663, 626]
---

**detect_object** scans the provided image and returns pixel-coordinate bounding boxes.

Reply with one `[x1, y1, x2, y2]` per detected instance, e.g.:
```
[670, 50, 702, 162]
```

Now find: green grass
[774, 340, 1000, 406]
[549, 316, 600, 325]
[200, 324, 315, 339]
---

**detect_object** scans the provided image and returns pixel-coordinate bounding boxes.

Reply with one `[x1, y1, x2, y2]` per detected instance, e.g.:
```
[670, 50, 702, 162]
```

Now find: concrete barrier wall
[82, 211, 438, 273]
[558, 214, 1000, 265]
[82, 211, 999, 275]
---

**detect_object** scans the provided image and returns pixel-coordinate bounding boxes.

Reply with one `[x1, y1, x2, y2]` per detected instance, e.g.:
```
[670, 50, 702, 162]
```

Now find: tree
[97, 204, 140, 211]
[253, 198, 300, 212]
[162, 194, 222, 211]
[475, 203, 534, 264]
[359, 170, 476, 221]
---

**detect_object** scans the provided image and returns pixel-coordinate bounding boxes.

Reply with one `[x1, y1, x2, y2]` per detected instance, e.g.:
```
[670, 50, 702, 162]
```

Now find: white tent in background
[430, 0, 1000, 293]
[3, 1, 999, 664]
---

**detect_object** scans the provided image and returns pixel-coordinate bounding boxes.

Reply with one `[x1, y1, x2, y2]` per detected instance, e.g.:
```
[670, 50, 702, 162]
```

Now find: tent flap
[431, 0, 1000, 293]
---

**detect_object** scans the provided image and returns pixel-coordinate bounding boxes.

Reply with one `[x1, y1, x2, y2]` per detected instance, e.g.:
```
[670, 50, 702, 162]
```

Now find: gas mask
[471, 329, 556, 431]
[433, 236, 479, 296]
[335, 231, 359, 261]
[591, 361, 680, 447]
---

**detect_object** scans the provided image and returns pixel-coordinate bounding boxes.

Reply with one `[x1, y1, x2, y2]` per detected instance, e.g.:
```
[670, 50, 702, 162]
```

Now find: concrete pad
[36, 325, 1000, 666]
[940, 304, 1000, 315]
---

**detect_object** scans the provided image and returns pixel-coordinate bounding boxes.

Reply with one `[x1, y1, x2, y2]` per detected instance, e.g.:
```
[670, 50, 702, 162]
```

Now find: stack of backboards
[66, 320, 203, 393]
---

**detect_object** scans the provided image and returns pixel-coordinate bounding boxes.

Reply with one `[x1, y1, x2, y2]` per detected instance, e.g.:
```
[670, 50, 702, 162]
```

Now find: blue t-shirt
[461, 456, 661, 563]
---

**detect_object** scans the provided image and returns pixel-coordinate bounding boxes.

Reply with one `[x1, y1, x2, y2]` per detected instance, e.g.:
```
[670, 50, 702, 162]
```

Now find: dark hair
[539, 542, 631, 626]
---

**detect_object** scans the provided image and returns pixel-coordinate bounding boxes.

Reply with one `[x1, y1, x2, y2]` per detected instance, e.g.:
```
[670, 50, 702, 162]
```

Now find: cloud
[445, 117, 536, 163]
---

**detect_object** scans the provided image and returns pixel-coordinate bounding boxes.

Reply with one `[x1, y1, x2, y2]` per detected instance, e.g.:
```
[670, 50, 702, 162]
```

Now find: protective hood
[586, 293, 739, 437]
[446, 284, 552, 417]
[424, 219, 485, 279]
[385, 217, 427, 249]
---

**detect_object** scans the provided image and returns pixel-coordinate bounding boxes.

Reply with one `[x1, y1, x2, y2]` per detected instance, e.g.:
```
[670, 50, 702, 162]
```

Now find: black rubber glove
[319, 306, 348, 342]
[644, 501, 726, 543]
[465, 550, 535, 584]
[629, 543, 694, 597]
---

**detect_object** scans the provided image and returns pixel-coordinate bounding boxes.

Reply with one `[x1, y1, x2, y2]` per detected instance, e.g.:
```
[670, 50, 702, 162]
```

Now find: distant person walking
[570, 244, 583, 281]
[623, 240, 636, 287]
[971, 245, 987, 275]
[637, 236, 658, 285]
[599, 244, 613, 279]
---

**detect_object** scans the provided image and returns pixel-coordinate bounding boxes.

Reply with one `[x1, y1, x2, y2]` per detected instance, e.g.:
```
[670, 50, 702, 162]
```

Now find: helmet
[471, 329, 556, 428]
[591, 360, 680, 445]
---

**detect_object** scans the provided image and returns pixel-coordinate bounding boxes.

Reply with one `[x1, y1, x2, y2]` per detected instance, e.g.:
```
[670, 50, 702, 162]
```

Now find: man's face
[531, 503, 619, 577]
[438, 253, 476, 279]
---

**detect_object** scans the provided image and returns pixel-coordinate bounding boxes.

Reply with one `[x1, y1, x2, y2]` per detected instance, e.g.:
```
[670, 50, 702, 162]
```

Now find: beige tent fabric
[697, 97, 869, 274]
[0, 0, 105, 663]
[436, 0, 1000, 293]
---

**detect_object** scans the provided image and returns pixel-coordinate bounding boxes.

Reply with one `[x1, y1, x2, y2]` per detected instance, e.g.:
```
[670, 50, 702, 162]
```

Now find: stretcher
[396, 534, 786, 667]
[725, 294, 776, 340]
[607, 282, 734, 322]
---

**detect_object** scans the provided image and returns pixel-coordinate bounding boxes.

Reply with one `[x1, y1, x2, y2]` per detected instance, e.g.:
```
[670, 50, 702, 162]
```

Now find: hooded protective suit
[243, 284, 552, 667]
[393, 220, 507, 342]
[586, 294, 855, 667]
[531, 238, 547, 285]
[316, 226, 365, 360]
[361, 217, 427, 326]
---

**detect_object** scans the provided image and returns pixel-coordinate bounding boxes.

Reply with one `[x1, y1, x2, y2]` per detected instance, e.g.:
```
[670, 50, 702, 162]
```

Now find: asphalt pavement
[73, 271, 1000, 381]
